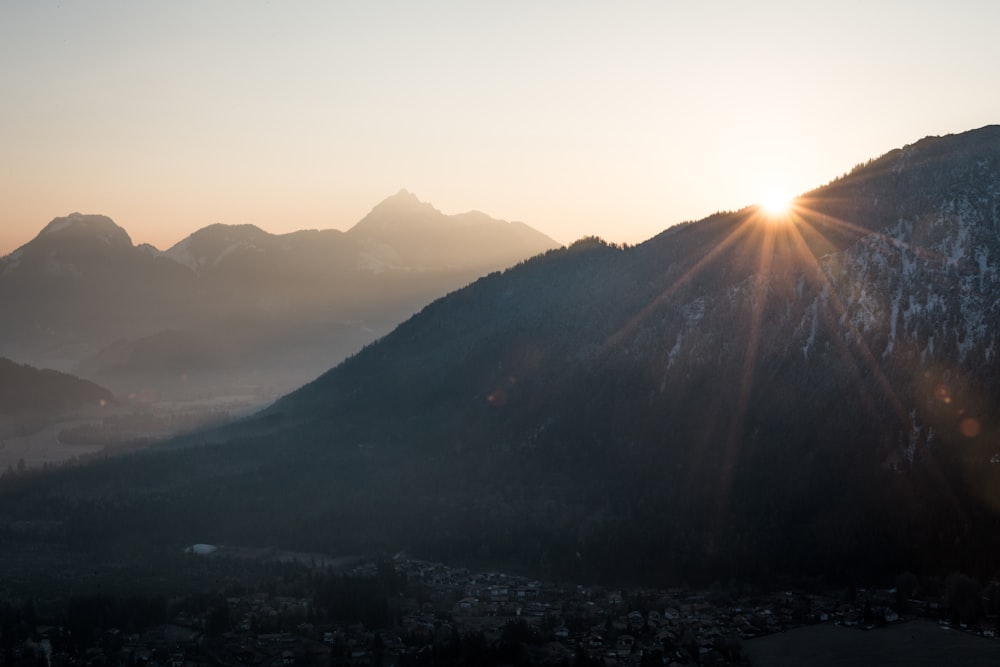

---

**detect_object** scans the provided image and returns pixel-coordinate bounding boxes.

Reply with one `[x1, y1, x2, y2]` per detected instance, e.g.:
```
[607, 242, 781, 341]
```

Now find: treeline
[313, 559, 405, 629]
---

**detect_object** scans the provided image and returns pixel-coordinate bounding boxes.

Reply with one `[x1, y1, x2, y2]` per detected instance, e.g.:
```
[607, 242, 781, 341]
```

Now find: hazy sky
[2, 1, 999, 256]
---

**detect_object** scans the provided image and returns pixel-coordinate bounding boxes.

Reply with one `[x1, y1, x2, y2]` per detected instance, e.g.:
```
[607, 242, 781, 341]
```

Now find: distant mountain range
[0, 191, 559, 399]
[4, 126, 1000, 589]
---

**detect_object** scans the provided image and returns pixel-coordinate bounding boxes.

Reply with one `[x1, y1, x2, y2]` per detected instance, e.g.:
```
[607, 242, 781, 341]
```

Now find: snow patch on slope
[42, 217, 75, 236]
[817, 192, 1000, 367]
[165, 237, 201, 270]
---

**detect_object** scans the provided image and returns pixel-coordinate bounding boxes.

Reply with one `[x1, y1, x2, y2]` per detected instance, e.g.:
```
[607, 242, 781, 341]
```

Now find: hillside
[3, 126, 1000, 588]
[0, 357, 114, 415]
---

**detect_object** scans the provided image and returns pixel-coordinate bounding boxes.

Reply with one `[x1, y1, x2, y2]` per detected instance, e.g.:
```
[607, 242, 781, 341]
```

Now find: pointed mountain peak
[348, 190, 444, 237]
[343, 191, 560, 270]
[386, 188, 421, 204]
[373, 189, 438, 214]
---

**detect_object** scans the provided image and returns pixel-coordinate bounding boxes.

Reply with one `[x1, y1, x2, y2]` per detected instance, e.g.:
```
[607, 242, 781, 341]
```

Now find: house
[454, 597, 480, 615]
[489, 586, 510, 601]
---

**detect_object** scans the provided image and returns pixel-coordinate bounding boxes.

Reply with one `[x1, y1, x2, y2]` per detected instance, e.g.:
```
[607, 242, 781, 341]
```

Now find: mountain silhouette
[0, 213, 197, 368]
[347, 189, 557, 270]
[4, 127, 1000, 588]
[0, 196, 559, 399]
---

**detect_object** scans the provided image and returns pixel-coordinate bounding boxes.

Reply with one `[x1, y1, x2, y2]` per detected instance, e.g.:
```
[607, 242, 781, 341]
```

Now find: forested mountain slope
[0, 357, 114, 415]
[5, 126, 1000, 587]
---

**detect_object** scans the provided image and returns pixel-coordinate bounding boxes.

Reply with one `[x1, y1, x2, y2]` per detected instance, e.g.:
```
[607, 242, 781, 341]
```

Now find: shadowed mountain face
[0, 196, 560, 400]
[4, 127, 1000, 587]
[0, 357, 114, 416]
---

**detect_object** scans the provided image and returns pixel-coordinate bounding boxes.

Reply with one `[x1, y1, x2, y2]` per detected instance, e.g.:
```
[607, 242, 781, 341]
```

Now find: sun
[759, 188, 794, 217]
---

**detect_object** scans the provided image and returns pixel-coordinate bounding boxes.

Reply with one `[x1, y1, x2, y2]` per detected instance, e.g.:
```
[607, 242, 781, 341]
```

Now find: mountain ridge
[210, 124, 1000, 582]
[1, 191, 559, 261]
[0, 194, 560, 400]
[4, 127, 1000, 588]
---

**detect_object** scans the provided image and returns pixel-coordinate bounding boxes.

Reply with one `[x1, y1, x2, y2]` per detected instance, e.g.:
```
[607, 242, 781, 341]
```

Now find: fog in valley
[3, 2, 1000, 665]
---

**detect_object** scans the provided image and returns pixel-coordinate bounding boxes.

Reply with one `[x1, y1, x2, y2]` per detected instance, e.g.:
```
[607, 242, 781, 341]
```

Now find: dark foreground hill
[4, 126, 1000, 589]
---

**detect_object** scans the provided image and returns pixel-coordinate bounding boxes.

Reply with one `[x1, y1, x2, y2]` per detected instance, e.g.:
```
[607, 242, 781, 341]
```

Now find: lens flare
[759, 189, 794, 217]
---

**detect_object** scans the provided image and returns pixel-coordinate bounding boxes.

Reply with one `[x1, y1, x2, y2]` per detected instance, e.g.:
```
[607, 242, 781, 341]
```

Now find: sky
[2, 1, 999, 256]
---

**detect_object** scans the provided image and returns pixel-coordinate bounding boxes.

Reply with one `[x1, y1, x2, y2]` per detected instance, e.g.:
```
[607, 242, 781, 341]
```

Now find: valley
[3, 127, 1000, 664]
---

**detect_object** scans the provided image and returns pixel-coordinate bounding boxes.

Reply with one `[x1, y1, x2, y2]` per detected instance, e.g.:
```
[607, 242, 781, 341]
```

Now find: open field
[743, 619, 1000, 667]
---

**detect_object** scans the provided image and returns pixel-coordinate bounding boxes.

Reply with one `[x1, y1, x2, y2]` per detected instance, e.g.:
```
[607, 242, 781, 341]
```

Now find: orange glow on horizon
[596, 185, 985, 541]
[758, 189, 795, 218]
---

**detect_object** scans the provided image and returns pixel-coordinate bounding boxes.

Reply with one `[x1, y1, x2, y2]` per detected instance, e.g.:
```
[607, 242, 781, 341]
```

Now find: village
[6, 553, 997, 667]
